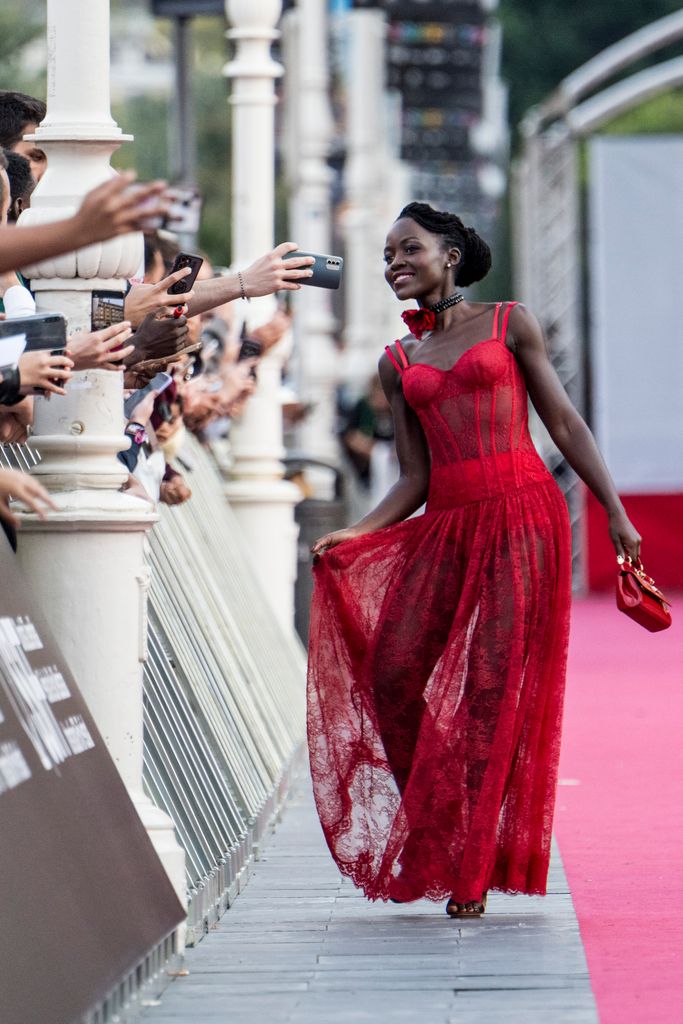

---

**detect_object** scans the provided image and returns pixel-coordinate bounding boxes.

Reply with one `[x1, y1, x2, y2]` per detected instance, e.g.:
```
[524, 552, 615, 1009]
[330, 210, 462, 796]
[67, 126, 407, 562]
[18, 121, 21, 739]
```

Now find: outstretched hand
[73, 172, 168, 244]
[240, 243, 314, 297]
[125, 312, 189, 367]
[69, 321, 135, 371]
[124, 267, 195, 326]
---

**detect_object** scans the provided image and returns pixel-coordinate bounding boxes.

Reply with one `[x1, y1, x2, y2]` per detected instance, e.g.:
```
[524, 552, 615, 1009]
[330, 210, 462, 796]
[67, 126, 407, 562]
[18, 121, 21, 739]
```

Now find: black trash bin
[284, 457, 347, 646]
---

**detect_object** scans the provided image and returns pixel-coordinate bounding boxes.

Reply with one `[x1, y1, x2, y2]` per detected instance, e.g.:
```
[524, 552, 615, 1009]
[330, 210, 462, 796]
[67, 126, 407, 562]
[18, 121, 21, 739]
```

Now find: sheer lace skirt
[307, 478, 572, 903]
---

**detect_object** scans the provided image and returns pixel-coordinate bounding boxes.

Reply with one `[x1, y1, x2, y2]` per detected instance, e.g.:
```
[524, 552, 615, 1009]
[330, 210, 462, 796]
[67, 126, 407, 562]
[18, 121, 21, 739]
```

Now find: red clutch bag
[616, 556, 672, 632]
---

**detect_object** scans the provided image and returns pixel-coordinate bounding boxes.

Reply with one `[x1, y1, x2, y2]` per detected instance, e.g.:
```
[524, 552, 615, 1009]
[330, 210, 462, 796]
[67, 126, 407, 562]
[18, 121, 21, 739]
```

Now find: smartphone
[237, 337, 262, 381]
[163, 187, 202, 236]
[237, 338, 263, 362]
[123, 183, 164, 231]
[167, 251, 204, 295]
[283, 251, 343, 289]
[91, 291, 126, 331]
[124, 371, 173, 421]
[0, 312, 67, 353]
[0, 313, 67, 395]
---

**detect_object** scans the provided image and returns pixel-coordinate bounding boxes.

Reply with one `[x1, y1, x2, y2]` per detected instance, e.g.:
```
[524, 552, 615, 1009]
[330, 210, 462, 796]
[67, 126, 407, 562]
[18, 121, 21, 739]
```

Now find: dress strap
[500, 302, 519, 345]
[384, 340, 410, 375]
[492, 302, 502, 339]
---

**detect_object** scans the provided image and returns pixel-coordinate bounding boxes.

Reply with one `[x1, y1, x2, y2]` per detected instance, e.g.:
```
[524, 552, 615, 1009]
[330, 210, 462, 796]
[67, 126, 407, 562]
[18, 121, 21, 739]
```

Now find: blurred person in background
[3, 149, 36, 223]
[0, 149, 73, 442]
[340, 372, 397, 514]
[0, 91, 47, 182]
[0, 149, 35, 320]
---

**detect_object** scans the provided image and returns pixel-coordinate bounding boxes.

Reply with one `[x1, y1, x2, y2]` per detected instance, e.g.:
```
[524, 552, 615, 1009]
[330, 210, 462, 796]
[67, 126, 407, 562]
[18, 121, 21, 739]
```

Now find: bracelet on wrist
[237, 270, 250, 303]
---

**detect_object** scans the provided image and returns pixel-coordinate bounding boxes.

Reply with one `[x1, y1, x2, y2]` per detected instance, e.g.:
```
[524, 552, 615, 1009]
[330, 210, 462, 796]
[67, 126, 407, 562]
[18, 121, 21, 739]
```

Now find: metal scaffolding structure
[511, 10, 683, 590]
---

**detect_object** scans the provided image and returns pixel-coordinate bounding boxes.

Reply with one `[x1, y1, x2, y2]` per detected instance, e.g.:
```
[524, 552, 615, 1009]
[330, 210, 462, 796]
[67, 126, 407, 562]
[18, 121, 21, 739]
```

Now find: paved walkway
[142, 775, 597, 1023]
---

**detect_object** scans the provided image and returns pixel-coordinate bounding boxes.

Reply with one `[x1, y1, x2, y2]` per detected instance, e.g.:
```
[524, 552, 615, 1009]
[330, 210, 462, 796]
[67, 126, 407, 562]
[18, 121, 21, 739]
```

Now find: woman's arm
[510, 304, 641, 559]
[185, 244, 314, 318]
[0, 174, 167, 274]
[311, 349, 430, 553]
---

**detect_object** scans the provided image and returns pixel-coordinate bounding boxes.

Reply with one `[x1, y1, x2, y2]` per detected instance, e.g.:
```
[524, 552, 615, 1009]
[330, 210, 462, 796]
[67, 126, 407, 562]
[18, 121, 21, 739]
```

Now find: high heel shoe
[445, 893, 487, 918]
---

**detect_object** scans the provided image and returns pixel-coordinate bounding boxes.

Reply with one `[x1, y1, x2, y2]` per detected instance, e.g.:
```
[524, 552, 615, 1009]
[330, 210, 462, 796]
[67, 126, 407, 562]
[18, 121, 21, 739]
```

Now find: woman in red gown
[307, 202, 640, 917]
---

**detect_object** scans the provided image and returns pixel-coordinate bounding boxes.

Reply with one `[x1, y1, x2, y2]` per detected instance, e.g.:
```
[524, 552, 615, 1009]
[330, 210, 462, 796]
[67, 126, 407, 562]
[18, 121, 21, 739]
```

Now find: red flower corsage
[401, 307, 436, 341]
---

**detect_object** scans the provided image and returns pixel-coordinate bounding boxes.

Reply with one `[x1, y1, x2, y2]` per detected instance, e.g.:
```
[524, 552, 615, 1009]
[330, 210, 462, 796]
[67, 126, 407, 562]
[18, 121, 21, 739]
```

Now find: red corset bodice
[385, 302, 552, 509]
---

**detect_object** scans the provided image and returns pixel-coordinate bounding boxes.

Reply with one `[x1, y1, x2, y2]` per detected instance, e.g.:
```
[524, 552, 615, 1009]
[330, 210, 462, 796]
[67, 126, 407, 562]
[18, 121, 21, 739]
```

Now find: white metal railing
[143, 435, 307, 943]
[3, 435, 307, 956]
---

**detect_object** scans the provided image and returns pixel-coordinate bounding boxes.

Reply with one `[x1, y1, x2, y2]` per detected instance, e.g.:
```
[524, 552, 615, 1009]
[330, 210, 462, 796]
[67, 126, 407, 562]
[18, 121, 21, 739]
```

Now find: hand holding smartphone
[0, 313, 70, 395]
[124, 370, 173, 421]
[283, 251, 343, 289]
[167, 252, 204, 295]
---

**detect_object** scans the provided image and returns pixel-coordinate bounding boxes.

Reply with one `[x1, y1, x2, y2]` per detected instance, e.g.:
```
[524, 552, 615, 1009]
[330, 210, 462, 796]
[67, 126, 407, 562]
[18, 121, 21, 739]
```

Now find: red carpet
[555, 596, 683, 1024]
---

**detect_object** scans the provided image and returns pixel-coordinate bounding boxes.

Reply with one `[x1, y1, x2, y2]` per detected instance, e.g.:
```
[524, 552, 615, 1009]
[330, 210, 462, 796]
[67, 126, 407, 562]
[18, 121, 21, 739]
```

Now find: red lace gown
[307, 302, 572, 904]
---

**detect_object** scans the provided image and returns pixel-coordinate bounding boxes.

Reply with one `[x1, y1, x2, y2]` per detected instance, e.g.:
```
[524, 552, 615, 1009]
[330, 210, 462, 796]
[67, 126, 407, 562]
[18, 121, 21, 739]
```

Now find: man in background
[0, 91, 47, 182]
[3, 150, 36, 222]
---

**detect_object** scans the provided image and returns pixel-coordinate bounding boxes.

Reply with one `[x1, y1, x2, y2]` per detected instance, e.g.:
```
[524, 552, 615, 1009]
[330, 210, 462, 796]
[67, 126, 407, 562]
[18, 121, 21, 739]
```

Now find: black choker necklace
[427, 293, 464, 314]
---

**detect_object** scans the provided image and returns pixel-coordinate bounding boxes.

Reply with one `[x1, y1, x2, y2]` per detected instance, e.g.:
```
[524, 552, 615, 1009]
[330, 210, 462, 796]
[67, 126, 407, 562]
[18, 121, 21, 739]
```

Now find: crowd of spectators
[0, 90, 314, 539]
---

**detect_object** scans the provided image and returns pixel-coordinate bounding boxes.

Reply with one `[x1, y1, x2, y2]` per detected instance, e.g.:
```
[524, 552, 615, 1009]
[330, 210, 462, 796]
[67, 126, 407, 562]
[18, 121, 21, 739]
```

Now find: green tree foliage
[601, 89, 683, 134]
[112, 72, 232, 267]
[0, 6, 44, 92]
[499, 0, 683, 131]
[111, 15, 232, 267]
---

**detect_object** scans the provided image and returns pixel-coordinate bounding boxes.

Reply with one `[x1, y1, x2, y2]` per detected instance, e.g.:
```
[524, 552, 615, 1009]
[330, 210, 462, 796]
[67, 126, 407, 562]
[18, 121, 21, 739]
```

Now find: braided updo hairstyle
[397, 202, 492, 287]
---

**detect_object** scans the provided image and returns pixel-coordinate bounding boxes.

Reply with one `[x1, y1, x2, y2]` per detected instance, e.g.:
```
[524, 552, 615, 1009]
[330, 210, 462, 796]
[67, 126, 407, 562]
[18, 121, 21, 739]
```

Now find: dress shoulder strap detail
[492, 302, 503, 340]
[395, 340, 410, 369]
[384, 344, 404, 374]
[500, 302, 519, 345]
[385, 340, 410, 374]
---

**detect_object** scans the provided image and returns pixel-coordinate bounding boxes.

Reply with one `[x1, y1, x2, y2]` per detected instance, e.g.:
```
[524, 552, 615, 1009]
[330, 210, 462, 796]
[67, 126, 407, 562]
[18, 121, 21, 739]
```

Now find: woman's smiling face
[383, 217, 453, 302]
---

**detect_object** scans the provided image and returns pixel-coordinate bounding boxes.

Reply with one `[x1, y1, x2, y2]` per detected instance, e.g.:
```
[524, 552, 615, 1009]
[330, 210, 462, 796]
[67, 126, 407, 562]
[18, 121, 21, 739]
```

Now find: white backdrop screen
[589, 136, 683, 492]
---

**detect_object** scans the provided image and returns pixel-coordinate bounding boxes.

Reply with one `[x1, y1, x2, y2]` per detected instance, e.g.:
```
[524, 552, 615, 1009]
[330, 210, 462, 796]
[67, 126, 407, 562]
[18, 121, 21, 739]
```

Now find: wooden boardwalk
[142, 776, 598, 1023]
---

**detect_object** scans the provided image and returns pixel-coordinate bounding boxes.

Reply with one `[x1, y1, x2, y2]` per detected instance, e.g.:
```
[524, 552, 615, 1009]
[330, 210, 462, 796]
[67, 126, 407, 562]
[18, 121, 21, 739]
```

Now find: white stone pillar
[341, 9, 389, 402]
[284, 0, 340, 489]
[223, 0, 300, 632]
[14, 0, 186, 937]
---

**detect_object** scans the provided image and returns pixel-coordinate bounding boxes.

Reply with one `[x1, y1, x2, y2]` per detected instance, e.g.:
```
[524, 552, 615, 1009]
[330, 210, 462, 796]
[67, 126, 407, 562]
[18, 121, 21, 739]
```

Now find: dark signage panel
[384, 6, 485, 162]
[399, 105, 480, 162]
[390, 65, 482, 107]
[411, 162, 499, 238]
[151, 0, 225, 16]
[0, 537, 184, 1024]
[384, 0, 485, 21]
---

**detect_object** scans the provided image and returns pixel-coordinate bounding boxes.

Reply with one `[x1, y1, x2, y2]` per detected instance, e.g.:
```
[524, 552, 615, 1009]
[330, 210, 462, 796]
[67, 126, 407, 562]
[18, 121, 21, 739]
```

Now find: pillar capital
[226, 0, 283, 33]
